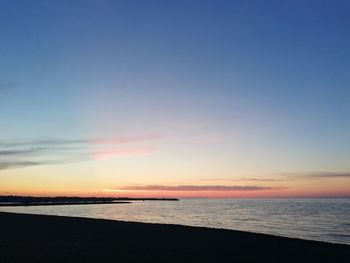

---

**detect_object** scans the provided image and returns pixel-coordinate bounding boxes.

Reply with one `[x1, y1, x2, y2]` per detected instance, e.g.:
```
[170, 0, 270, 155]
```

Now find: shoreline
[0, 196, 179, 207]
[0, 201, 131, 207]
[0, 212, 349, 263]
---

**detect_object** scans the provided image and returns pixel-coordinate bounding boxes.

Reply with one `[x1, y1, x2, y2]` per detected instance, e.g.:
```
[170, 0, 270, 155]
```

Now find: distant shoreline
[0, 195, 179, 207]
[0, 212, 349, 263]
[0, 201, 131, 207]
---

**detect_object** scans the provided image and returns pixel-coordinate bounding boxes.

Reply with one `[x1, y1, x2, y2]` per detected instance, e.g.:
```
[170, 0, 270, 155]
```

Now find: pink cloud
[90, 134, 164, 145]
[93, 146, 157, 160]
[88, 133, 163, 160]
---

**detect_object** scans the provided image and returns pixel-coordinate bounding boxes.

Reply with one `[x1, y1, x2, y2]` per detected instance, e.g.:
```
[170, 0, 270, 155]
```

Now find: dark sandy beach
[0, 212, 349, 263]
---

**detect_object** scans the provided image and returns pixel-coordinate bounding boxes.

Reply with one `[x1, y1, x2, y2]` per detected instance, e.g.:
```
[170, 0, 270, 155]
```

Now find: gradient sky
[0, 0, 349, 198]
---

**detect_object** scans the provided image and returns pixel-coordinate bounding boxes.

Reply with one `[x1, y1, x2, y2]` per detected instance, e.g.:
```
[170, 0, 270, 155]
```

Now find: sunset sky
[0, 0, 349, 198]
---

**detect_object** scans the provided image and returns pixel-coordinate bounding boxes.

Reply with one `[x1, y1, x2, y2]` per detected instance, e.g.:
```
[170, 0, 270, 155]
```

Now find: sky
[0, 0, 349, 198]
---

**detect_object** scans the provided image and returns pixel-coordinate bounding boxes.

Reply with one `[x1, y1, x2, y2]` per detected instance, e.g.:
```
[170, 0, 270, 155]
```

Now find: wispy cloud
[93, 146, 156, 160]
[199, 172, 350, 182]
[200, 172, 350, 183]
[116, 185, 279, 191]
[0, 134, 162, 149]
[199, 177, 285, 182]
[0, 134, 162, 170]
[91, 134, 164, 145]
[0, 158, 87, 170]
[282, 172, 350, 180]
[0, 148, 46, 156]
[0, 139, 86, 148]
[0, 161, 44, 170]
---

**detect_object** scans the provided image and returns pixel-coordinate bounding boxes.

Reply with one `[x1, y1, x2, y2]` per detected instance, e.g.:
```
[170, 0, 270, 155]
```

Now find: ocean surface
[1, 198, 349, 245]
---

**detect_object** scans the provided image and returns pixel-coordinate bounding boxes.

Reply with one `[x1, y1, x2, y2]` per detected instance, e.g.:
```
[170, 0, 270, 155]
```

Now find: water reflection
[1, 198, 349, 245]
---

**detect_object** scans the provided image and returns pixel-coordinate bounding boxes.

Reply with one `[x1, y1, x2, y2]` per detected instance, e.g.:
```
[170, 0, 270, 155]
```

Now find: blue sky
[0, 0, 349, 197]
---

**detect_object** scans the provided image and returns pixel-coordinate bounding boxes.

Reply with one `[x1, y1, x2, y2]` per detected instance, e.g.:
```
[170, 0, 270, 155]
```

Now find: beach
[0, 212, 349, 263]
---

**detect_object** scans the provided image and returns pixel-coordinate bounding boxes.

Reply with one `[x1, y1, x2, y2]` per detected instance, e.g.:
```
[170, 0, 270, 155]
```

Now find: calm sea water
[1, 198, 349, 245]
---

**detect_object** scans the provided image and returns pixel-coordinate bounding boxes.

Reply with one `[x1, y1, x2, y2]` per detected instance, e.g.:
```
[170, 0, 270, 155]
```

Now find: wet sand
[0, 212, 349, 263]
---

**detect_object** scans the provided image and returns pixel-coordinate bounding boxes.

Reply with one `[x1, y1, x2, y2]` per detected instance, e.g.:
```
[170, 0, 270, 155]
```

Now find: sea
[1, 198, 349, 245]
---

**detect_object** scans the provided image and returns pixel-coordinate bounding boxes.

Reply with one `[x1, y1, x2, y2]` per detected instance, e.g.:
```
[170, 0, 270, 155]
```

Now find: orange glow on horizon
[2, 188, 349, 199]
[1, 165, 349, 199]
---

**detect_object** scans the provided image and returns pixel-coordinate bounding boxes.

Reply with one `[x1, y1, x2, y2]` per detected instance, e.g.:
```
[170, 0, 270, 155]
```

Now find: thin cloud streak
[0, 148, 48, 156]
[200, 177, 285, 182]
[0, 134, 162, 148]
[0, 161, 44, 170]
[0, 134, 162, 170]
[0, 157, 90, 171]
[201, 172, 350, 182]
[118, 185, 279, 191]
[282, 172, 350, 179]
[0, 139, 86, 148]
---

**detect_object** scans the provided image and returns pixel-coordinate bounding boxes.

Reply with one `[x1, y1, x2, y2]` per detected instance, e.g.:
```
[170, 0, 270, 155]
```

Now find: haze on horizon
[0, 0, 349, 198]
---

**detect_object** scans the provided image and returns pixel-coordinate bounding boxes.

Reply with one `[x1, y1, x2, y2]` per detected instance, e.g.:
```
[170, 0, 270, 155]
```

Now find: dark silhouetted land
[0, 212, 349, 263]
[0, 201, 131, 206]
[0, 195, 178, 206]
